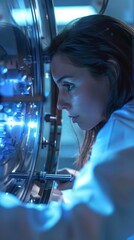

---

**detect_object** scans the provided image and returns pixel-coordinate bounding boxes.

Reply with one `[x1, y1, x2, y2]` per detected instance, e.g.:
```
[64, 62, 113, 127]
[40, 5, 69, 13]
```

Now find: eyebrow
[56, 75, 73, 84]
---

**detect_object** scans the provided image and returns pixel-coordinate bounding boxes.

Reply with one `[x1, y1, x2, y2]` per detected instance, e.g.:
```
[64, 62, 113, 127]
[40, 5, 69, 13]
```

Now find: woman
[50, 13, 134, 192]
[1, 14, 134, 240]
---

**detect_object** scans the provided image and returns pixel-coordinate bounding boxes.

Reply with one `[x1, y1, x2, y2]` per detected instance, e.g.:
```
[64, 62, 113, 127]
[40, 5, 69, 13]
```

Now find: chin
[78, 122, 98, 131]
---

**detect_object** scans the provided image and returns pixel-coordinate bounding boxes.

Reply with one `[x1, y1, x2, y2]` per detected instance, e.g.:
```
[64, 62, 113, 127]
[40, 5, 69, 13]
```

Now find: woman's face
[51, 54, 109, 130]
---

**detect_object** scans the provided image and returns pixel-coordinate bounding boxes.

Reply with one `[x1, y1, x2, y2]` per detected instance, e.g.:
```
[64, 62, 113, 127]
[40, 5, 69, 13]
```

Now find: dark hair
[46, 14, 134, 169]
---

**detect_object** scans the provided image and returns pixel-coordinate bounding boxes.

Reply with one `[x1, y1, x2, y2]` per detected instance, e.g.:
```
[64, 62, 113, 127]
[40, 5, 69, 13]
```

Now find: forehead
[51, 54, 72, 66]
[51, 54, 84, 80]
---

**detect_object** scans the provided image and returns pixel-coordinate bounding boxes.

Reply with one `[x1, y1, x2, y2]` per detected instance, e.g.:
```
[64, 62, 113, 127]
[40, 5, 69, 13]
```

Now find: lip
[69, 115, 79, 123]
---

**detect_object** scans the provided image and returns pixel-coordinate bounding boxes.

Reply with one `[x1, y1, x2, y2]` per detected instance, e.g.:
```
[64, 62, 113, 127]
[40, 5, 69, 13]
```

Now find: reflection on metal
[0, 0, 62, 203]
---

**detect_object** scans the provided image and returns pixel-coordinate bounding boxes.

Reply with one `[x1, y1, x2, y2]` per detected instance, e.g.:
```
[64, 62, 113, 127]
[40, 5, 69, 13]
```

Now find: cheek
[73, 91, 105, 115]
[72, 93, 92, 111]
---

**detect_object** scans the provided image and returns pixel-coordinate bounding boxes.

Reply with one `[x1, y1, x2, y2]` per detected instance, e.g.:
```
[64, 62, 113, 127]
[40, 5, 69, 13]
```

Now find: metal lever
[9, 171, 74, 182]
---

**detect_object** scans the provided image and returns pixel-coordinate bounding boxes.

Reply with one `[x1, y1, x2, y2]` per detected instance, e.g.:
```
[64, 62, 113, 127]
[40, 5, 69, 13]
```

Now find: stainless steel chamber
[0, 0, 62, 203]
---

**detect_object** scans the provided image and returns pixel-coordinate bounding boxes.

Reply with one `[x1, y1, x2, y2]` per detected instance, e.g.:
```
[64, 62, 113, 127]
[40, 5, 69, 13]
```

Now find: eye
[62, 83, 75, 92]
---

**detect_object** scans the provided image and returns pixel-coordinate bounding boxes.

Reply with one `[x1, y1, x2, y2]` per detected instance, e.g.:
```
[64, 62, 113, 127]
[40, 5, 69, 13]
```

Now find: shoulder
[100, 99, 134, 138]
[90, 99, 134, 161]
[110, 99, 134, 122]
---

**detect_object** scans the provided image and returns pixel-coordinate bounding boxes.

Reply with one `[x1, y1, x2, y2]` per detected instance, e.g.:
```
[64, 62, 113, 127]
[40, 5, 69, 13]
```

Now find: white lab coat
[1, 100, 134, 240]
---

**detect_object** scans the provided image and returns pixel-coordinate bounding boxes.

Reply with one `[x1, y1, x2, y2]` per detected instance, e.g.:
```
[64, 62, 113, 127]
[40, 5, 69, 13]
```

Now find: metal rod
[9, 171, 74, 182]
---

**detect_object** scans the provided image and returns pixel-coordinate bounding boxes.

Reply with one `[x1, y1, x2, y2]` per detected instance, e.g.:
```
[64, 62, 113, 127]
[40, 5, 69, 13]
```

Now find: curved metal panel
[0, 0, 61, 203]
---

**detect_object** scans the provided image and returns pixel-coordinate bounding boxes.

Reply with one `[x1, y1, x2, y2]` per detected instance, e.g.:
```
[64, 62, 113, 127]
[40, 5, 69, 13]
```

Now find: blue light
[6, 119, 24, 127]
[11, 9, 33, 26]
[11, 6, 97, 26]
[27, 121, 37, 129]
[0, 67, 8, 74]
[54, 6, 97, 25]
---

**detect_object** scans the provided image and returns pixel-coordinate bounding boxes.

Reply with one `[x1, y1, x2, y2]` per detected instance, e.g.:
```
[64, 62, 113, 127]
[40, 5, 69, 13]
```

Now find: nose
[57, 91, 71, 111]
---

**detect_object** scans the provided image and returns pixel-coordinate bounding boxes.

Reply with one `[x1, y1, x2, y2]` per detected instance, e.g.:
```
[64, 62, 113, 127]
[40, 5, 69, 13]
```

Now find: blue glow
[11, 6, 97, 26]
[6, 120, 24, 127]
[27, 121, 37, 129]
[34, 132, 37, 138]
[0, 67, 8, 74]
[0, 138, 4, 147]
[11, 9, 34, 26]
[54, 6, 97, 25]
[21, 75, 27, 81]
[0, 192, 21, 207]
[0, 115, 37, 129]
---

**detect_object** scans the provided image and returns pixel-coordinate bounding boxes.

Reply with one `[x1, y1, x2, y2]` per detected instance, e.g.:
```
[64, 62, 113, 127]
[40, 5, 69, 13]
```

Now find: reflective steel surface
[0, 0, 61, 203]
